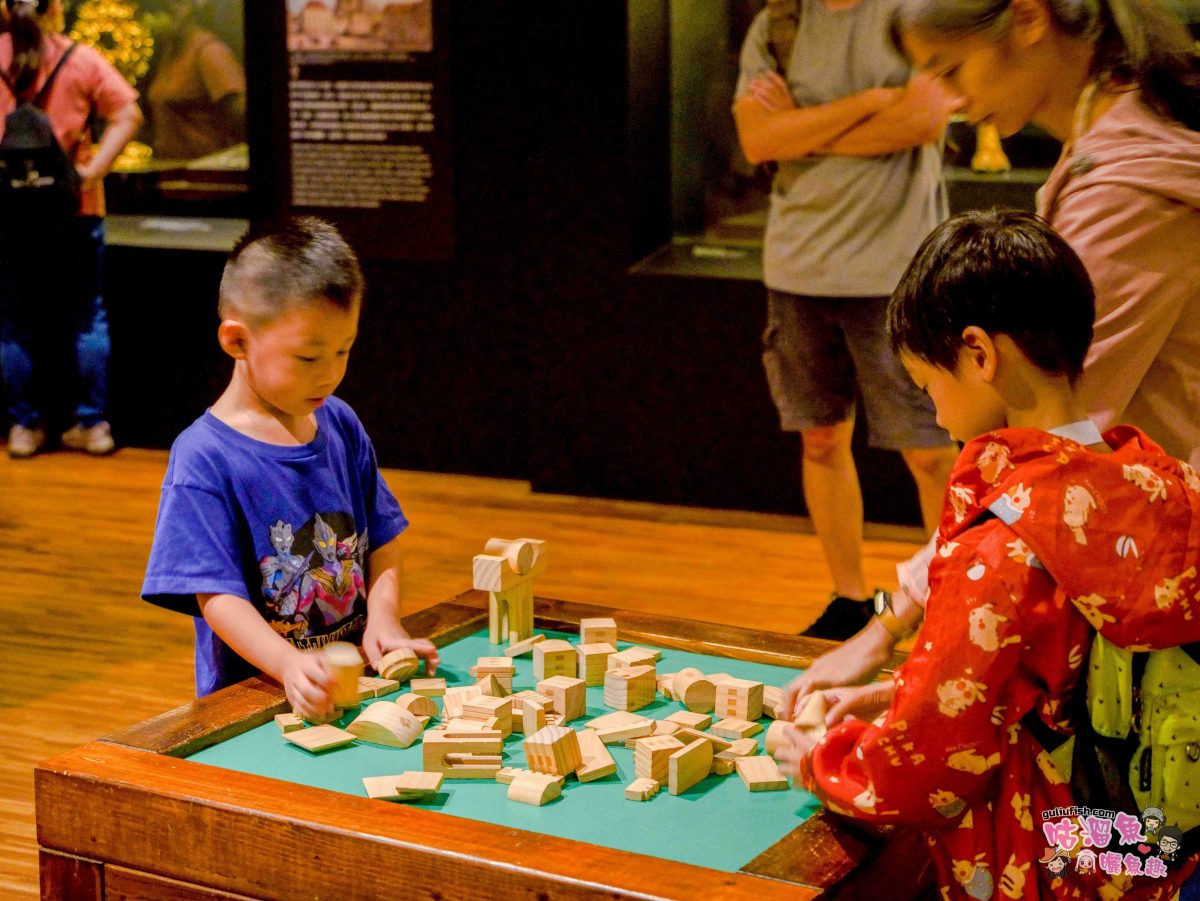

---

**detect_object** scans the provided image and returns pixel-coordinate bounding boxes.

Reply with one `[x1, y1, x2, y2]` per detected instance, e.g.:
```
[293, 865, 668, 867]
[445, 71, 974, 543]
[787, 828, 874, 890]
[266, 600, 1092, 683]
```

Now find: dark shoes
[799, 591, 878, 640]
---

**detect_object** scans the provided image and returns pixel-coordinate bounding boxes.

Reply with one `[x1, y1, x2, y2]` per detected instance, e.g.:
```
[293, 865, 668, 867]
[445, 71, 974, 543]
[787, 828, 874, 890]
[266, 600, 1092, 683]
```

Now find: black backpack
[0, 43, 82, 219]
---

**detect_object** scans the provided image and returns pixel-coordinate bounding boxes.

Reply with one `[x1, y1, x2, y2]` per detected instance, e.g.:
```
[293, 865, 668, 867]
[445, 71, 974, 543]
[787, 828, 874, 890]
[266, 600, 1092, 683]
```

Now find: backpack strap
[32, 42, 78, 109]
[765, 0, 800, 75]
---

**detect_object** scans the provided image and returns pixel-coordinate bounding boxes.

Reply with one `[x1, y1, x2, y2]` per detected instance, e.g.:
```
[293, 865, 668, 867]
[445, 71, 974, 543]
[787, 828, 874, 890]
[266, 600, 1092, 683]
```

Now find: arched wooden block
[395, 692, 438, 719]
[377, 647, 420, 683]
[508, 772, 562, 806]
[347, 704, 423, 748]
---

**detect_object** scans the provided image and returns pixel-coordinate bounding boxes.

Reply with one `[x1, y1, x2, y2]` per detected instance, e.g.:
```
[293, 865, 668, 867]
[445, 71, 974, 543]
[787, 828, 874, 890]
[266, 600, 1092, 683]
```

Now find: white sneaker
[7, 424, 46, 459]
[61, 421, 115, 456]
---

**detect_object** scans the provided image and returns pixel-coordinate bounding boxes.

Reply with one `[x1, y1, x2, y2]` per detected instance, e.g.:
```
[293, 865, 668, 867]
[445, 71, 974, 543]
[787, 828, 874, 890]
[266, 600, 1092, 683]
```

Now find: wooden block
[376, 647, 420, 683]
[508, 771, 562, 806]
[712, 738, 759, 775]
[674, 727, 732, 752]
[347, 704, 423, 748]
[595, 718, 655, 745]
[796, 692, 828, 740]
[585, 710, 644, 731]
[474, 538, 548, 593]
[476, 673, 511, 698]
[504, 633, 546, 658]
[668, 738, 713, 795]
[579, 616, 617, 645]
[711, 718, 763, 740]
[284, 724, 356, 753]
[496, 767, 565, 787]
[357, 676, 401, 699]
[441, 685, 483, 720]
[672, 671, 715, 714]
[411, 677, 446, 697]
[523, 725, 583, 777]
[664, 710, 711, 731]
[651, 719, 681, 737]
[521, 697, 547, 736]
[603, 664, 657, 712]
[576, 727, 618, 782]
[323, 642, 364, 708]
[423, 730, 504, 778]
[470, 657, 516, 685]
[766, 719, 794, 758]
[607, 648, 659, 670]
[762, 685, 786, 720]
[395, 692, 438, 720]
[735, 755, 789, 791]
[274, 713, 304, 733]
[576, 642, 618, 687]
[624, 777, 660, 801]
[362, 771, 443, 801]
[533, 639, 577, 681]
[711, 755, 736, 776]
[634, 734, 686, 782]
[537, 675, 587, 722]
[714, 677, 763, 721]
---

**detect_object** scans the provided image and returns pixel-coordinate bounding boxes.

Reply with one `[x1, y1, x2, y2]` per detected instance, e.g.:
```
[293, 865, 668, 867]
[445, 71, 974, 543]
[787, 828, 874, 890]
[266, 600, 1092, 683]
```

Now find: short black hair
[888, 209, 1095, 383]
[219, 217, 363, 325]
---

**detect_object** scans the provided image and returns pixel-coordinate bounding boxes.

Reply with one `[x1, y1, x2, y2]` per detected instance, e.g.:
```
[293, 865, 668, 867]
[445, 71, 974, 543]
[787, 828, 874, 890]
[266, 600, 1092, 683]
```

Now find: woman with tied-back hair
[784, 0, 1200, 781]
[898, 0, 1200, 470]
[0, 0, 142, 458]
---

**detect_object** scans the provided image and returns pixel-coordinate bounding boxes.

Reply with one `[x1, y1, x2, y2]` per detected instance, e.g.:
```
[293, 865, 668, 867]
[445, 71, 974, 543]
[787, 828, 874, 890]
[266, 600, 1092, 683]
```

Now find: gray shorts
[762, 290, 950, 450]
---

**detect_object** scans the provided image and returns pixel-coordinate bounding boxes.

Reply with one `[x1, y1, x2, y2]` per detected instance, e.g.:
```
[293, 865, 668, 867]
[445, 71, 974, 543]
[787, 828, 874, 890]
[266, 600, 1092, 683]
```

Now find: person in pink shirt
[0, 0, 142, 458]
[782, 0, 1200, 725]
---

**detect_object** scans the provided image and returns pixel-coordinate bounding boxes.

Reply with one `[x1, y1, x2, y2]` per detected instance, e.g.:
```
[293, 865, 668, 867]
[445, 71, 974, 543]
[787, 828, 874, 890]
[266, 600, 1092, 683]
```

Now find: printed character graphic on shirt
[259, 520, 312, 618]
[298, 512, 366, 626]
[1062, 484, 1097, 544]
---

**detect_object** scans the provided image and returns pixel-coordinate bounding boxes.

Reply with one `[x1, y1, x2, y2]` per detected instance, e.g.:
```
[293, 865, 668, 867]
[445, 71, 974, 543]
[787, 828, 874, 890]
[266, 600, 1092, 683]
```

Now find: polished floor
[0, 447, 923, 897]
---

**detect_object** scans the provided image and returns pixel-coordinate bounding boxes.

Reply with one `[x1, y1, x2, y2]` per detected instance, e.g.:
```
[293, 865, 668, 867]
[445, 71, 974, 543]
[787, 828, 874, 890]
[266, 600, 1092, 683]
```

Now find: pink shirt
[1038, 92, 1200, 468]
[0, 33, 139, 216]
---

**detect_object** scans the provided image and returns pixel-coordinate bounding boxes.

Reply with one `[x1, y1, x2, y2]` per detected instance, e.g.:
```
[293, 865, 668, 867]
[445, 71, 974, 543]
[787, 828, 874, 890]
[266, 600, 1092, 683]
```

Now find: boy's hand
[784, 618, 894, 720]
[773, 724, 817, 781]
[281, 649, 338, 724]
[813, 681, 895, 727]
[362, 622, 440, 676]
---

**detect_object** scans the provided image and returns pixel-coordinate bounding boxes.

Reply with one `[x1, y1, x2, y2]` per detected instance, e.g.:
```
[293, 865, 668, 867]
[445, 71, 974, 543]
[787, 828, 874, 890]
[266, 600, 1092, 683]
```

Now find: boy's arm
[733, 76, 899, 165]
[198, 592, 338, 723]
[814, 73, 959, 157]
[360, 536, 440, 675]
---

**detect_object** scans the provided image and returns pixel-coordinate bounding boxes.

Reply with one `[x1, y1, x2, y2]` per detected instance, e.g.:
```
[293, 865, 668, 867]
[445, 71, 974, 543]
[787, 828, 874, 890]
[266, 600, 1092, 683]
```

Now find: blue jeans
[0, 216, 109, 428]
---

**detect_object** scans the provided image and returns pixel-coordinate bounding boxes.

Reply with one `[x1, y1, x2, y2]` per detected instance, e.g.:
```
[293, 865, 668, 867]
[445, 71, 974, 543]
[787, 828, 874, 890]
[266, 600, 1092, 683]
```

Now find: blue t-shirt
[142, 396, 408, 696]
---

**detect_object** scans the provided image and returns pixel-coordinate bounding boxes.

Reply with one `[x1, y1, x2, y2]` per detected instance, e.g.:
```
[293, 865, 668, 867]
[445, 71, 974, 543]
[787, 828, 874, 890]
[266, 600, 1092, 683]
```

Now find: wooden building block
[672, 671, 715, 714]
[762, 685, 787, 720]
[766, 720, 794, 759]
[533, 639, 577, 681]
[508, 772, 562, 806]
[735, 756, 789, 791]
[624, 778, 660, 801]
[714, 678, 764, 722]
[674, 727, 732, 752]
[603, 665, 657, 712]
[711, 718, 763, 740]
[476, 673, 511, 698]
[323, 642, 364, 708]
[463, 696, 512, 738]
[634, 734, 686, 782]
[795, 692, 828, 742]
[495, 767, 565, 787]
[664, 710, 712, 731]
[283, 724, 356, 753]
[362, 771, 443, 801]
[657, 673, 677, 701]
[422, 730, 504, 778]
[357, 676, 401, 699]
[650, 719, 681, 737]
[587, 710, 655, 745]
[579, 617, 617, 646]
[607, 647, 659, 670]
[274, 713, 304, 733]
[441, 685, 483, 720]
[470, 656, 516, 688]
[523, 725, 583, 777]
[575, 728, 617, 783]
[576, 642, 617, 686]
[537, 675, 587, 723]
[668, 738, 713, 795]
[347, 704, 424, 749]
[712, 739, 758, 775]
[476, 537, 546, 646]
[410, 677, 446, 697]
[394, 692, 438, 720]
[520, 697, 547, 736]
[376, 647, 420, 683]
[504, 633, 546, 658]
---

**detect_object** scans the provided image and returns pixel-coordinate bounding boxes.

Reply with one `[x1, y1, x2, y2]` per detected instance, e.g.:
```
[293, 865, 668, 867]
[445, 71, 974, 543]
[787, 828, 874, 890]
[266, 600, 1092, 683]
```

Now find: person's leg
[800, 418, 866, 600]
[0, 234, 44, 438]
[843, 296, 956, 537]
[71, 217, 110, 428]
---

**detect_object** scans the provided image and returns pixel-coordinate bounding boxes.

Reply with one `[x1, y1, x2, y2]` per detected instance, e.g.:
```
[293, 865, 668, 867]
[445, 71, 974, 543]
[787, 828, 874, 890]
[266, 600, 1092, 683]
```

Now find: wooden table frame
[36, 591, 932, 900]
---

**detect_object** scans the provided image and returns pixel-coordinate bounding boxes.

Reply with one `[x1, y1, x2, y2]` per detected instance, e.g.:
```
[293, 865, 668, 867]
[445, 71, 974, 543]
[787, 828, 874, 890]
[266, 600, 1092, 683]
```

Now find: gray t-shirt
[735, 0, 947, 297]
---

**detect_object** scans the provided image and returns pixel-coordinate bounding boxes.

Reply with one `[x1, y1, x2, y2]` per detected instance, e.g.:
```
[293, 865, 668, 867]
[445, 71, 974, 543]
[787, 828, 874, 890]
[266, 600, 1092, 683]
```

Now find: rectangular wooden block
[735, 755, 789, 792]
[711, 718, 763, 740]
[714, 678, 764, 721]
[575, 727, 618, 783]
[664, 710, 712, 731]
[579, 617, 617, 645]
[362, 771, 444, 801]
[274, 713, 304, 733]
[410, 677, 446, 697]
[537, 675, 587, 722]
[533, 639, 578, 681]
[504, 633, 546, 658]
[668, 738, 713, 796]
[624, 777, 660, 801]
[283, 724, 356, 753]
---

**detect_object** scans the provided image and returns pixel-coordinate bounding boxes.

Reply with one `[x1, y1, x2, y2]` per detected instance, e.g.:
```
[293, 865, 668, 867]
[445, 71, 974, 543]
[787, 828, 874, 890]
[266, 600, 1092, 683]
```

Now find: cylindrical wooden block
[673, 670, 714, 714]
[765, 719, 793, 759]
[323, 641, 364, 708]
[484, 538, 535, 574]
[378, 647, 420, 682]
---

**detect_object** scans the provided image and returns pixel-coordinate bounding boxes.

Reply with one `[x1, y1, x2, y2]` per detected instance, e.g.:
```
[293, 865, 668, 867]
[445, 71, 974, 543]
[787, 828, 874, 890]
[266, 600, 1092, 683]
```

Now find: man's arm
[734, 74, 899, 164]
[815, 74, 958, 157]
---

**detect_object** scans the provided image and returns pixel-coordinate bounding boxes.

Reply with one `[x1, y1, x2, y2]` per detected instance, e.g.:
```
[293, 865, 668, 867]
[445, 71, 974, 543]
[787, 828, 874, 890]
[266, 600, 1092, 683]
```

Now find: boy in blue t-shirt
[143, 217, 439, 722]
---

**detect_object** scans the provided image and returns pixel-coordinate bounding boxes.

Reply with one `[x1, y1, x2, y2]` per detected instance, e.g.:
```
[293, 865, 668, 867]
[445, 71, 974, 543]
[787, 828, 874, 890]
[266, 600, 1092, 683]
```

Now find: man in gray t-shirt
[733, 0, 958, 639]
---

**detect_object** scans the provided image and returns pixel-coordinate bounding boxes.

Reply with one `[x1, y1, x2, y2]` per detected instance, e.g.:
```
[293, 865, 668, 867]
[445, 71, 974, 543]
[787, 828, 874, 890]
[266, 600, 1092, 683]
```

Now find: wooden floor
[0, 448, 924, 897]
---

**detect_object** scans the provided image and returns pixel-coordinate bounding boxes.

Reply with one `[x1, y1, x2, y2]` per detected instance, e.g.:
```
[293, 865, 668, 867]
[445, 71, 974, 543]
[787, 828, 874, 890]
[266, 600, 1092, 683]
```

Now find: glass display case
[62, 0, 248, 217]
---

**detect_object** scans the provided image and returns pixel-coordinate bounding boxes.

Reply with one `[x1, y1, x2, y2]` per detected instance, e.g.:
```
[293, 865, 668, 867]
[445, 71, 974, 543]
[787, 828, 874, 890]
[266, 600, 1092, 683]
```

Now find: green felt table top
[187, 629, 821, 872]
